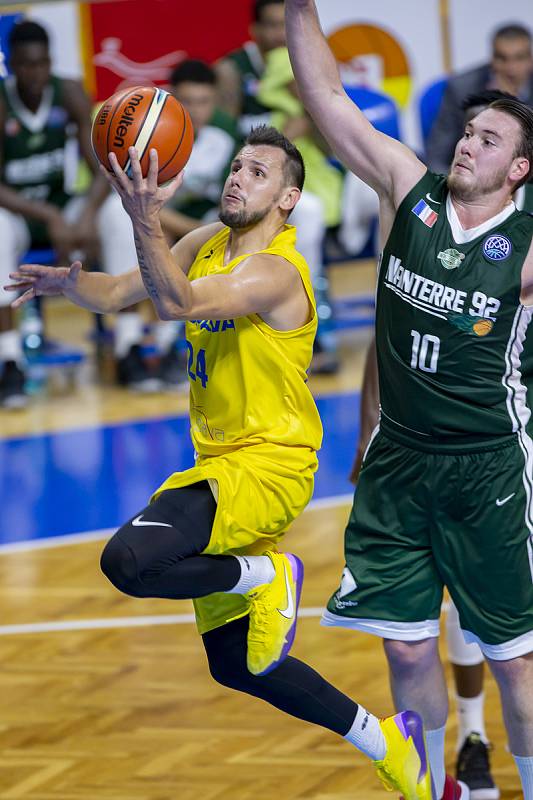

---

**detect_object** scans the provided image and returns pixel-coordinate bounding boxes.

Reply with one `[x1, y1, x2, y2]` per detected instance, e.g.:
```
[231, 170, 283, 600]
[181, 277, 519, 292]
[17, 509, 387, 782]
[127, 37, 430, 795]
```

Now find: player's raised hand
[4, 261, 83, 308]
[103, 147, 184, 226]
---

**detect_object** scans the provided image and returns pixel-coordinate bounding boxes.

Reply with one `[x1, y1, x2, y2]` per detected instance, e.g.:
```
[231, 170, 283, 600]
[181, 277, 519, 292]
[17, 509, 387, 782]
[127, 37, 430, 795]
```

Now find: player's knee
[100, 533, 145, 597]
[383, 637, 439, 675]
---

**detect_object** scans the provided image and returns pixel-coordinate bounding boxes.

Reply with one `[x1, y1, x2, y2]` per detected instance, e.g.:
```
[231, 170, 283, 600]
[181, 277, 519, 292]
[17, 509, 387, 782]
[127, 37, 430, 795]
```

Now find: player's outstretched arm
[4, 261, 148, 313]
[285, 0, 425, 205]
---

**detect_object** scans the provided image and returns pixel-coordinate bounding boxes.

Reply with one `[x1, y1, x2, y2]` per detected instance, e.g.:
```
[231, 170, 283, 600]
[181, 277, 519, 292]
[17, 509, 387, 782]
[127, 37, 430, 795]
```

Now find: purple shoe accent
[396, 710, 428, 781]
[256, 553, 304, 676]
[280, 553, 304, 657]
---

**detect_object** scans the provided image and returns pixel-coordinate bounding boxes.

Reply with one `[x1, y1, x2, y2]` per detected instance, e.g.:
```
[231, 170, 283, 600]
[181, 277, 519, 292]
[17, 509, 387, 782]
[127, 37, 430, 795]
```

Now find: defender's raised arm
[284, 0, 425, 210]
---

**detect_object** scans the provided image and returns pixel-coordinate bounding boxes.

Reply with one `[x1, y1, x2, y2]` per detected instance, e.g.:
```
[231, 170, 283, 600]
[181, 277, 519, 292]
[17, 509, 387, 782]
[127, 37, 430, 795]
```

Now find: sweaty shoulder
[188, 221, 226, 253]
[231, 252, 308, 299]
[171, 221, 225, 273]
[241, 251, 299, 274]
[232, 252, 313, 330]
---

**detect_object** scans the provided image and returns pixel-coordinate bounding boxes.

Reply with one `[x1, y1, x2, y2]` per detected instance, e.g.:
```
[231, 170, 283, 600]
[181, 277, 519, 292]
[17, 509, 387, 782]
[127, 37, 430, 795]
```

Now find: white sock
[514, 754, 533, 799]
[227, 555, 275, 594]
[114, 312, 144, 358]
[426, 726, 446, 800]
[343, 705, 386, 760]
[455, 692, 488, 748]
[154, 320, 182, 352]
[0, 329, 23, 364]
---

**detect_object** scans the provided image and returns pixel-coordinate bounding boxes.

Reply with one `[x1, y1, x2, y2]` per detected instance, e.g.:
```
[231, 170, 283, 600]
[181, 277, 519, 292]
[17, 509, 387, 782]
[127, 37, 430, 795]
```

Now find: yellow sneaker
[245, 552, 304, 676]
[373, 711, 434, 799]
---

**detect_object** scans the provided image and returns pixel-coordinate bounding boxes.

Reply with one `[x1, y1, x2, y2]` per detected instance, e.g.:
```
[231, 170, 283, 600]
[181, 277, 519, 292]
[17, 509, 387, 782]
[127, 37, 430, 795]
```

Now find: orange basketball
[91, 85, 194, 184]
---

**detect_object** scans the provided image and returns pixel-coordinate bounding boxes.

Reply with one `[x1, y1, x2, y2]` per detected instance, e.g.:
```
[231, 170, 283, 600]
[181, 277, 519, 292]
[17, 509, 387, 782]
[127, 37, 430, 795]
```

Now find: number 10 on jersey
[410, 330, 440, 374]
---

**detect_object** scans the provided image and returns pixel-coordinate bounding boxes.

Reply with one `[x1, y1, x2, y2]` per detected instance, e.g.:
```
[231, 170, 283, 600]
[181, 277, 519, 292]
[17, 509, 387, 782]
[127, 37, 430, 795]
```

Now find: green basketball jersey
[226, 42, 272, 134]
[0, 75, 70, 212]
[377, 171, 533, 446]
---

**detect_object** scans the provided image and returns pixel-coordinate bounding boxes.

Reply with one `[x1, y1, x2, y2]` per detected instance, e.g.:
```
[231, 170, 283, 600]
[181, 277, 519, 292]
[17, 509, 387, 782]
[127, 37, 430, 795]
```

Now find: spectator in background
[216, 0, 339, 373]
[426, 24, 533, 173]
[215, 0, 285, 136]
[0, 20, 149, 406]
[154, 59, 241, 387]
[163, 60, 240, 242]
[256, 45, 343, 233]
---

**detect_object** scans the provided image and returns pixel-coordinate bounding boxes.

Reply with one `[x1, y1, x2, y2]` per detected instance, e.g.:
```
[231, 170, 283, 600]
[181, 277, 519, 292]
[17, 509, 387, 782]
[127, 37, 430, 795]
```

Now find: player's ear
[511, 156, 530, 185]
[279, 186, 301, 213]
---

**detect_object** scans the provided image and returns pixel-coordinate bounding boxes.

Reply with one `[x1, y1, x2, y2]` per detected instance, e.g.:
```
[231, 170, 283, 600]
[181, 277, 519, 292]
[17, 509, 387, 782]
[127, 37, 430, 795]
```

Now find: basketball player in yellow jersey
[6, 126, 433, 799]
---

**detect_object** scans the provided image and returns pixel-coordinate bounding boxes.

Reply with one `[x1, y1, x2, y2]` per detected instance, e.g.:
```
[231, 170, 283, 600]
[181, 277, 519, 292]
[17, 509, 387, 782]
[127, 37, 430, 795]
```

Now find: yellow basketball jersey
[185, 224, 323, 457]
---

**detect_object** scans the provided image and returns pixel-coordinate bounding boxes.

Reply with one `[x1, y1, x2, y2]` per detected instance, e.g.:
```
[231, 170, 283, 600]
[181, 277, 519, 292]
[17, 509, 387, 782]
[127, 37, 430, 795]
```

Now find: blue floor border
[0, 393, 360, 545]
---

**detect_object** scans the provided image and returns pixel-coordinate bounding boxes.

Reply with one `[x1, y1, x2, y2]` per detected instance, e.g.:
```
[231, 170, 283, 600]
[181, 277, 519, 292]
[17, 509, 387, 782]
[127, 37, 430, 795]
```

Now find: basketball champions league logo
[93, 38, 186, 84]
[482, 234, 513, 262]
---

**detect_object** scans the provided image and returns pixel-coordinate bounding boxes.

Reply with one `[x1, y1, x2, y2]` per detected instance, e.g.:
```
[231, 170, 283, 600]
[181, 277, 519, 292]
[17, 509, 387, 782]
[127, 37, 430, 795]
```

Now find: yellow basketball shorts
[152, 442, 318, 634]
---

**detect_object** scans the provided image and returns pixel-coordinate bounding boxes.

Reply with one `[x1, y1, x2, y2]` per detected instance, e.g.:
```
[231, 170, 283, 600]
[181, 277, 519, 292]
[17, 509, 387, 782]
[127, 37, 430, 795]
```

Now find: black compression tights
[203, 616, 358, 736]
[100, 482, 241, 599]
[101, 482, 359, 736]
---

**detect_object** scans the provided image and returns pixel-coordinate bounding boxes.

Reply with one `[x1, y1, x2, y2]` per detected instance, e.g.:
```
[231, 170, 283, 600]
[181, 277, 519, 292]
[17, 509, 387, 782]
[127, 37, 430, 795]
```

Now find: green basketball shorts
[323, 430, 533, 660]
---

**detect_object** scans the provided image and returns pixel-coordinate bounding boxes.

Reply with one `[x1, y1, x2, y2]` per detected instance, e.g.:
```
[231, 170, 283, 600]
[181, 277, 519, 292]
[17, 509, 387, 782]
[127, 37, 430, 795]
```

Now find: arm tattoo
[133, 232, 160, 302]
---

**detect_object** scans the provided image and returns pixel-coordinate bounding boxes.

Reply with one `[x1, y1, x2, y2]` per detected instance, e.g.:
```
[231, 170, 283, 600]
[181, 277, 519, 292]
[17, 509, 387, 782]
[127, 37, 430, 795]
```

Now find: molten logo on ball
[113, 93, 143, 149]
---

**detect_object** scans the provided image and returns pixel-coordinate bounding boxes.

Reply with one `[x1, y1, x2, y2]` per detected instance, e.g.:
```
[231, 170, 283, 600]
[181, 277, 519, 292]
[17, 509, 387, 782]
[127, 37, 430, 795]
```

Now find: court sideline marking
[0, 493, 353, 554]
[0, 607, 329, 636]
[0, 494, 354, 637]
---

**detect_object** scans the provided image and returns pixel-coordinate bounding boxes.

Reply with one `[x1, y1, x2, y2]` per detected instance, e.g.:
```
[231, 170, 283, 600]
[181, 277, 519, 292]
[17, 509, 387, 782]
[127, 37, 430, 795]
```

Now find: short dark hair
[245, 124, 305, 190]
[489, 98, 533, 187]
[8, 20, 49, 50]
[253, 0, 284, 24]
[169, 59, 215, 88]
[461, 89, 518, 112]
[492, 24, 531, 46]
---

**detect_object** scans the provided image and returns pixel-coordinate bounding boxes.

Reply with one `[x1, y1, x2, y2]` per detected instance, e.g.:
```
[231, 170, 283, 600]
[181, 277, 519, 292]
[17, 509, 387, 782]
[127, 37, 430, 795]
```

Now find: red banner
[87, 0, 252, 101]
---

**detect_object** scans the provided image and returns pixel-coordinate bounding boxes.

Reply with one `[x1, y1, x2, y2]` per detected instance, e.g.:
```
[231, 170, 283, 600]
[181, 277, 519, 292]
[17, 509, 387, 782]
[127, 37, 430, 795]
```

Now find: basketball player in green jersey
[350, 90, 532, 800]
[286, 2, 533, 799]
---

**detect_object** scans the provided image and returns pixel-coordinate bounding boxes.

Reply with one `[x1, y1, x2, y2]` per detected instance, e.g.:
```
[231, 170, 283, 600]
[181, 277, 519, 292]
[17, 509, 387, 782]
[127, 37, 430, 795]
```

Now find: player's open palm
[4, 261, 83, 308]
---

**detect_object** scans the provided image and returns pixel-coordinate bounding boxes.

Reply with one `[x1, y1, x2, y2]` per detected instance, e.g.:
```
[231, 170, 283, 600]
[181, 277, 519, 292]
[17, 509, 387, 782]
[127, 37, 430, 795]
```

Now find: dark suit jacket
[425, 63, 533, 172]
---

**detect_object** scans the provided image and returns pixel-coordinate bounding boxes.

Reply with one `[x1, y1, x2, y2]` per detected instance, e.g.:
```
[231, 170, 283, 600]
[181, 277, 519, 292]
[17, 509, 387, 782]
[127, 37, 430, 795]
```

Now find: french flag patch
[412, 199, 438, 227]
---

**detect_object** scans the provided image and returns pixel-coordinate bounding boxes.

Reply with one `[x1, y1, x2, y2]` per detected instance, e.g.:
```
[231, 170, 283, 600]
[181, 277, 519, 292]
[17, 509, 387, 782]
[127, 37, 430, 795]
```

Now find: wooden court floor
[0, 260, 524, 798]
[0, 503, 522, 799]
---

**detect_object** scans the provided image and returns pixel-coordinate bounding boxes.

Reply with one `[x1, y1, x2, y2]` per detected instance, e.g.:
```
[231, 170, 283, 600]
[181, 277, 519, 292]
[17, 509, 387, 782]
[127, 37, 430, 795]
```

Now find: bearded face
[219, 200, 275, 229]
[447, 159, 511, 202]
[447, 108, 527, 203]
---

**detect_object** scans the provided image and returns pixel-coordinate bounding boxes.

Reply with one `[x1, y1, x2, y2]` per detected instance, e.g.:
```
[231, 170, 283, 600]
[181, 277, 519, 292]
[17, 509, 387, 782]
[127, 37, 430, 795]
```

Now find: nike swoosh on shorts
[131, 515, 173, 527]
[495, 493, 515, 507]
